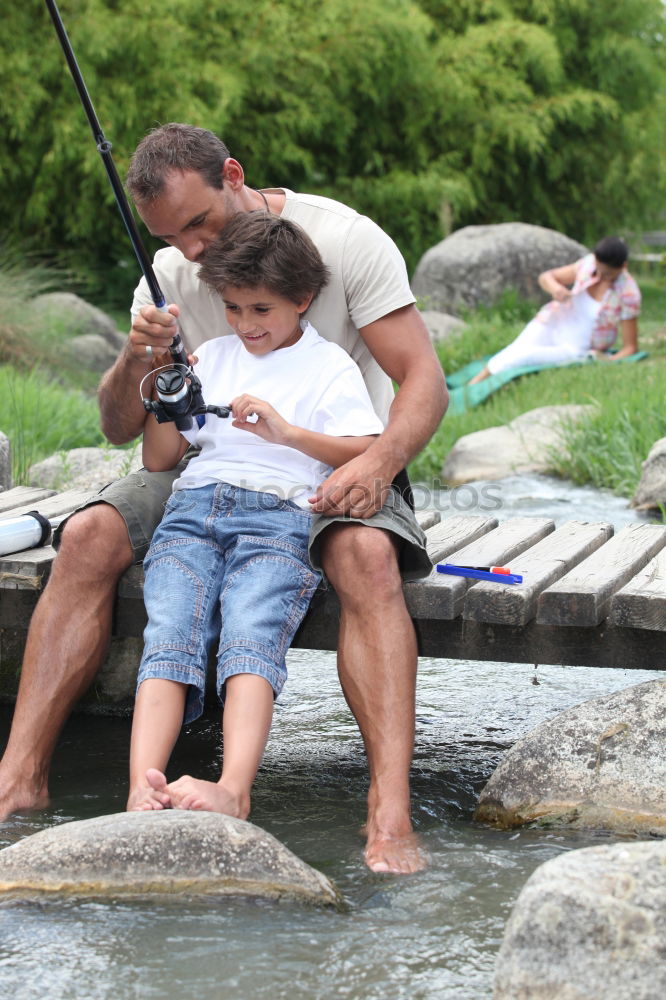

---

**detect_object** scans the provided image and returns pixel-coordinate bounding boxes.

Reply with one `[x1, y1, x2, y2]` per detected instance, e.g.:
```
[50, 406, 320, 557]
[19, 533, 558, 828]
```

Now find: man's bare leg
[319, 523, 427, 875]
[0, 504, 133, 821]
[159, 674, 274, 818]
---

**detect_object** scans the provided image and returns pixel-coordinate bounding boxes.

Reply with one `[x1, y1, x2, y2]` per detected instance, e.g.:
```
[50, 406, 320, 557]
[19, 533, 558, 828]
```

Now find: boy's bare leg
[0, 504, 134, 821]
[127, 678, 186, 810]
[319, 522, 427, 875]
[158, 674, 274, 818]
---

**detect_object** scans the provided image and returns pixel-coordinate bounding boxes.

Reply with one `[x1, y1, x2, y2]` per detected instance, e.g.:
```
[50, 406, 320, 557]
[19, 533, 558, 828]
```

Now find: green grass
[409, 280, 666, 513]
[0, 366, 106, 484]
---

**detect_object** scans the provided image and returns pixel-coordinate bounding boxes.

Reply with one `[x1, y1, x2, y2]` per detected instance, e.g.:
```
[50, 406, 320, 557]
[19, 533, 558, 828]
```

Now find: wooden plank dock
[0, 486, 665, 712]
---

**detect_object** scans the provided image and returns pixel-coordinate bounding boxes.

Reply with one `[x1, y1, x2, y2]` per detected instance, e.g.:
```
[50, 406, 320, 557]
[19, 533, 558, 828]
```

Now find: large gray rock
[28, 445, 143, 492]
[631, 437, 666, 511]
[0, 432, 10, 491]
[494, 840, 666, 1000]
[419, 309, 467, 343]
[442, 405, 595, 485]
[30, 292, 124, 346]
[0, 810, 340, 905]
[412, 223, 587, 314]
[476, 679, 666, 836]
[63, 332, 124, 373]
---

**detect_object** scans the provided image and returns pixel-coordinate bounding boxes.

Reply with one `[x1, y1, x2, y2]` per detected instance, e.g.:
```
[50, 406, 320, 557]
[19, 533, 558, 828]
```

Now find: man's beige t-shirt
[130, 189, 415, 423]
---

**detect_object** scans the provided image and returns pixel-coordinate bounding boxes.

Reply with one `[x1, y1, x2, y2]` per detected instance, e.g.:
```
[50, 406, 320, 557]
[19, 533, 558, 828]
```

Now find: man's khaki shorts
[309, 486, 432, 582]
[53, 460, 190, 562]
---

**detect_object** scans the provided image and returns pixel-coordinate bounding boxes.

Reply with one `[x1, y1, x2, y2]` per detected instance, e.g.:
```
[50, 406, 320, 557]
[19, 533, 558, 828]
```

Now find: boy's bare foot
[0, 769, 49, 822]
[127, 769, 172, 811]
[162, 774, 250, 819]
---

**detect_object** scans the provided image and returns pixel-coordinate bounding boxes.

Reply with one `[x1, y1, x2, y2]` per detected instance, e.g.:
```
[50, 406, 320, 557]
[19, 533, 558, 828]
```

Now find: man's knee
[320, 524, 402, 603]
[55, 503, 134, 579]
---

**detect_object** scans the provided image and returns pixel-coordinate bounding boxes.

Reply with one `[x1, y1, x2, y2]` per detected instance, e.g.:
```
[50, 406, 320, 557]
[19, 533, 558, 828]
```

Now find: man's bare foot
[364, 829, 429, 875]
[0, 769, 50, 822]
[126, 768, 172, 811]
[163, 774, 250, 819]
[363, 796, 429, 874]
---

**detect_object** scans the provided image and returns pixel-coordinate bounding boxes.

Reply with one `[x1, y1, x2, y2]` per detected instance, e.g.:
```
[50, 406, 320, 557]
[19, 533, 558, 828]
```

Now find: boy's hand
[231, 394, 294, 446]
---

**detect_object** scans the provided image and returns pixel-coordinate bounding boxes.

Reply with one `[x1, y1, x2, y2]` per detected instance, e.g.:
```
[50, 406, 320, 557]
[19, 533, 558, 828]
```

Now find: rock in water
[475, 679, 666, 836]
[494, 841, 666, 1000]
[0, 811, 340, 906]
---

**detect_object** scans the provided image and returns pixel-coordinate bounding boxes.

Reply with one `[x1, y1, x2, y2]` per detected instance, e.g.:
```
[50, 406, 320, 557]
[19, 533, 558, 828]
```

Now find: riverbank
[1, 266, 664, 503]
[411, 277, 666, 512]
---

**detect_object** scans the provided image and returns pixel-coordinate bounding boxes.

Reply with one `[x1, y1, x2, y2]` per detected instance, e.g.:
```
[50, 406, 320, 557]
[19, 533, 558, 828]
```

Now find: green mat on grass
[445, 351, 648, 417]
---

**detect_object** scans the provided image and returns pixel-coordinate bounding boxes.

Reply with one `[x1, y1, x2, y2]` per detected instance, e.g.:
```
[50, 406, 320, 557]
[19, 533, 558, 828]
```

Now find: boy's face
[222, 285, 312, 355]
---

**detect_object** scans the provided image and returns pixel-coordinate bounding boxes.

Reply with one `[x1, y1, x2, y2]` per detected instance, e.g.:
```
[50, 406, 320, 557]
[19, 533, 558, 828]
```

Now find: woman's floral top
[535, 253, 641, 350]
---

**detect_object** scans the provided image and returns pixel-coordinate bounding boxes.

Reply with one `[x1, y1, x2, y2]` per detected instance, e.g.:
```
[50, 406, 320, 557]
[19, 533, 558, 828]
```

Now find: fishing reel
[141, 362, 231, 431]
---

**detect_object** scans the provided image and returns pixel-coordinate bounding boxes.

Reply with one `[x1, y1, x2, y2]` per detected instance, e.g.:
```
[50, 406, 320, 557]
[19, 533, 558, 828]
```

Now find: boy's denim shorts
[137, 482, 321, 724]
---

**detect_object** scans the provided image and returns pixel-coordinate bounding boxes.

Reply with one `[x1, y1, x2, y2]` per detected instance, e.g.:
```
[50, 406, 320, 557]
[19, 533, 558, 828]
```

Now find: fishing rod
[43, 0, 232, 429]
[0, 4, 232, 559]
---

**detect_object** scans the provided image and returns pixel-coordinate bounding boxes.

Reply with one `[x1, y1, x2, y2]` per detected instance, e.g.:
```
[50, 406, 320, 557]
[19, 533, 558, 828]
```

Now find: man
[0, 124, 448, 873]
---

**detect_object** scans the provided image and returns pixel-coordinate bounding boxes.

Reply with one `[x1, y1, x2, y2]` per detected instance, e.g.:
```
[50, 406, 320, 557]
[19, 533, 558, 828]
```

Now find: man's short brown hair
[126, 123, 231, 203]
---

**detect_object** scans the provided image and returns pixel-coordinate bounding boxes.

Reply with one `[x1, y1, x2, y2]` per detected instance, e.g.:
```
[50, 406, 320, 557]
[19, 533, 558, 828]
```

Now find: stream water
[0, 474, 663, 1000]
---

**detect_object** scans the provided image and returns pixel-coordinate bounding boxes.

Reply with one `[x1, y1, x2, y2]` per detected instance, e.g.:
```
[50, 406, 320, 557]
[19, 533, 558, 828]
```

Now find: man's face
[137, 168, 239, 262]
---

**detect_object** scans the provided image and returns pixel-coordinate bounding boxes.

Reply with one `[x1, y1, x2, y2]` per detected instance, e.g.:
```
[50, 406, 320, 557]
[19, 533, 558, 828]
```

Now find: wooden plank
[0, 487, 57, 514]
[416, 509, 440, 532]
[424, 514, 498, 563]
[0, 489, 96, 522]
[406, 517, 555, 620]
[412, 618, 666, 670]
[0, 546, 56, 590]
[537, 523, 666, 627]
[463, 521, 614, 626]
[609, 548, 666, 631]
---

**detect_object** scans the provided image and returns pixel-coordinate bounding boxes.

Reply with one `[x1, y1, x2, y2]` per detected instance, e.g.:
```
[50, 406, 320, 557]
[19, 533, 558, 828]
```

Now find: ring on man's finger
[145, 345, 153, 358]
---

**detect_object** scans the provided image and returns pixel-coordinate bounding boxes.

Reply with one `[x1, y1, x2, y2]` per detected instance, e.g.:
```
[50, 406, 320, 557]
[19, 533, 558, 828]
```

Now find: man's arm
[98, 304, 181, 445]
[309, 304, 448, 516]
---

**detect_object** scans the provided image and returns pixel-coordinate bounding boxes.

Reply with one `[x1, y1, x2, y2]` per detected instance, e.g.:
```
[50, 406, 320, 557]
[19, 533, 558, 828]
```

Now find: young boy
[126, 212, 388, 815]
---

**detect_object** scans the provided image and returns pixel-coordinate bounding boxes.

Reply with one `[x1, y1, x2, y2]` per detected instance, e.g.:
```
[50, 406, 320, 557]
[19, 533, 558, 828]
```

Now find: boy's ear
[296, 293, 314, 314]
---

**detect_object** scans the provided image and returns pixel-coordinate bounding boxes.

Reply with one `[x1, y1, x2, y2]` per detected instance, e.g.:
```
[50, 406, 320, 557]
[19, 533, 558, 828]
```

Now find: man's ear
[222, 158, 245, 190]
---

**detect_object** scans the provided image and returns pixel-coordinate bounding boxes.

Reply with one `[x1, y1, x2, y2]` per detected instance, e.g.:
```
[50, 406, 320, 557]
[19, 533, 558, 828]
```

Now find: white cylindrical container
[0, 511, 52, 556]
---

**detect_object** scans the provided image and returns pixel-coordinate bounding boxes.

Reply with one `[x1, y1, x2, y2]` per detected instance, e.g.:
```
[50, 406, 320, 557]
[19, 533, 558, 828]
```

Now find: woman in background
[469, 236, 641, 384]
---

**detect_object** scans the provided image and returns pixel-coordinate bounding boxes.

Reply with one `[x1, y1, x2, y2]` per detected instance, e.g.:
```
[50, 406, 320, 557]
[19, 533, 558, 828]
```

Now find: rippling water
[0, 475, 662, 999]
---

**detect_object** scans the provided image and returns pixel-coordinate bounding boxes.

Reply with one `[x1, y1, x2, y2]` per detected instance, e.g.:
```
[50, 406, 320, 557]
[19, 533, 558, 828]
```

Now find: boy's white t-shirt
[174, 321, 384, 507]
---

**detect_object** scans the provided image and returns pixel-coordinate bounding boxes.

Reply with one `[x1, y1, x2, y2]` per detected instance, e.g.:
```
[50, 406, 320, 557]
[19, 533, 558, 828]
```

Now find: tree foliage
[1, 0, 664, 302]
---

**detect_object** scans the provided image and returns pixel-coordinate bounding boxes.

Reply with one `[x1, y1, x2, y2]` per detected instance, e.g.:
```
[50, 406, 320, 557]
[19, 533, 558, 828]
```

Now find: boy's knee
[56, 503, 134, 577]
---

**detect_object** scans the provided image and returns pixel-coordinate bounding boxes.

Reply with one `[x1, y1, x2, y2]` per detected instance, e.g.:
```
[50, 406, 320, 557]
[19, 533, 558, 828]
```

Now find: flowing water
[0, 474, 662, 1000]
